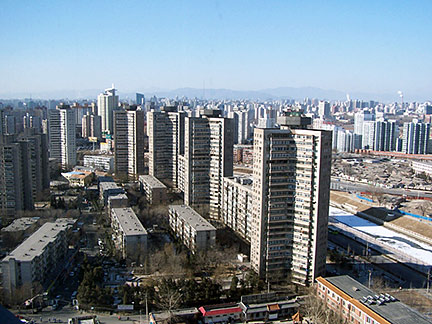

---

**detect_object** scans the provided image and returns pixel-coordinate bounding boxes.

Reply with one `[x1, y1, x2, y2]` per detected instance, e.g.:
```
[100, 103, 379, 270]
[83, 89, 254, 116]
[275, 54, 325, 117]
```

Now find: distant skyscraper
[136, 93, 145, 106]
[402, 121, 430, 154]
[114, 106, 145, 180]
[318, 101, 330, 118]
[98, 86, 119, 135]
[48, 104, 77, 168]
[250, 110, 332, 285]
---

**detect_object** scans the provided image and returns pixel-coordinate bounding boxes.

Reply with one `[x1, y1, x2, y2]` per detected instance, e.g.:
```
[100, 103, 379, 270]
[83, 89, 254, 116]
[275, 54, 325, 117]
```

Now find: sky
[1, 0, 431, 99]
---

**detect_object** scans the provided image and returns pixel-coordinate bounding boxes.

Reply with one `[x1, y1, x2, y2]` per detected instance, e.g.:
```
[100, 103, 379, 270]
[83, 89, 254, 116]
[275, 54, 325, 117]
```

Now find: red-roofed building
[199, 304, 242, 324]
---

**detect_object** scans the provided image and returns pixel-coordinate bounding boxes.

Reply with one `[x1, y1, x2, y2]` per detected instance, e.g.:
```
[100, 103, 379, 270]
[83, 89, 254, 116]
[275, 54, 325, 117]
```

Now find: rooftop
[319, 276, 432, 324]
[100, 182, 123, 191]
[1, 217, 39, 232]
[139, 175, 167, 189]
[111, 207, 147, 236]
[2, 218, 75, 262]
[169, 205, 216, 232]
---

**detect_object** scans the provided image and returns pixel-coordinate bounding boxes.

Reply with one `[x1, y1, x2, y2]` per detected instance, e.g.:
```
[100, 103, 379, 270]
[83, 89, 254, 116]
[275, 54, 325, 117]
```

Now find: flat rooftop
[100, 182, 123, 191]
[1, 217, 39, 232]
[139, 175, 167, 189]
[108, 193, 128, 201]
[2, 218, 75, 262]
[169, 205, 216, 232]
[321, 275, 432, 324]
[111, 207, 147, 236]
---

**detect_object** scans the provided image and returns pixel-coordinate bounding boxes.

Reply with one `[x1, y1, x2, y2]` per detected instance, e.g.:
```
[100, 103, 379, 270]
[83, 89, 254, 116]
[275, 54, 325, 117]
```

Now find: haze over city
[1, 0, 432, 101]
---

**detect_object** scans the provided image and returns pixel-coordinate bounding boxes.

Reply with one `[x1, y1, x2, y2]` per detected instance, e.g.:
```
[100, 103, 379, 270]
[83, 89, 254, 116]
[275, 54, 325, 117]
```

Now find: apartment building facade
[1, 218, 75, 297]
[168, 205, 216, 253]
[183, 109, 234, 219]
[250, 111, 332, 285]
[222, 176, 254, 243]
[139, 175, 168, 204]
[48, 104, 77, 168]
[147, 106, 185, 187]
[316, 275, 432, 324]
[110, 207, 147, 260]
[113, 107, 145, 180]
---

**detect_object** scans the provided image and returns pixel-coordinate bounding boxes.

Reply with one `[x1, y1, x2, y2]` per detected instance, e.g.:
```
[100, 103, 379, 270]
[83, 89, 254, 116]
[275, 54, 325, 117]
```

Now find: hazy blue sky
[1, 0, 431, 98]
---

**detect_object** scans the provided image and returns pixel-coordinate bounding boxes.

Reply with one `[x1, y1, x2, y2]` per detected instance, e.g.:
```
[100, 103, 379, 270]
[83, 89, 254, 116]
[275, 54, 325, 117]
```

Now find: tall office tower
[147, 106, 185, 187]
[97, 86, 119, 135]
[113, 106, 145, 180]
[228, 110, 249, 144]
[136, 93, 145, 106]
[48, 104, 77, 168]
[0, 136, 39, 216]
[361, 121, 375, 149]
[250, 110, 332, 285]
[82, 113, 102, 140]
[373, 120, 397, 151]
[318, 101, 330, 118]
[184, 109, 234, 219]
[402, 121, 431, 154]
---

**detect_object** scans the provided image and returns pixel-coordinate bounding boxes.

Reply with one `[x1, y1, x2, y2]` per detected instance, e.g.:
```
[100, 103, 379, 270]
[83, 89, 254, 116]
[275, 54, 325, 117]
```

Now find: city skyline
[1, 1, 432, 100]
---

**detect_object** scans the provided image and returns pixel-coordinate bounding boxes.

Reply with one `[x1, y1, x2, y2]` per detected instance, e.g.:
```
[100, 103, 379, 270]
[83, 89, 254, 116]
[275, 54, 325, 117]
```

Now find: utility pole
[145, 292, 149, 324]
[427, 267, 431, 294]
[368, 270, 372, 288]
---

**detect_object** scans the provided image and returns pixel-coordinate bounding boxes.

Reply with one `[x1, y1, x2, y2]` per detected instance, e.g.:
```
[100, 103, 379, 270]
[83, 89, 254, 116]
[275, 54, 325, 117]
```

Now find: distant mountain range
[0, 86, 428, 102]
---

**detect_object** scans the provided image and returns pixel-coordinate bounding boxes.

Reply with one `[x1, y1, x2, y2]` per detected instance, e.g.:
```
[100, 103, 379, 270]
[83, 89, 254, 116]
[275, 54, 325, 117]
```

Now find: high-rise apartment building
[228, 110, 250, 144]
[113, 106, 145, 180]
[354, 111, 375, 148]
[98, 86, 119, 135]
[0, 133, 49, 217]
[402, 121, 430, 154]
[250, 110, 331, 285]
[184, 109, 233, 219]
[82, 113, 102, 140]
[147, 106, 185, 187]
[48, 104, 77, 168]
[373, 120, 397, 152]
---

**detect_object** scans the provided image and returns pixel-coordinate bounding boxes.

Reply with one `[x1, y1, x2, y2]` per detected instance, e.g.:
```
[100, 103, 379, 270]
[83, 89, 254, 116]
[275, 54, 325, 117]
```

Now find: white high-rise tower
[98, 85, 119, 135]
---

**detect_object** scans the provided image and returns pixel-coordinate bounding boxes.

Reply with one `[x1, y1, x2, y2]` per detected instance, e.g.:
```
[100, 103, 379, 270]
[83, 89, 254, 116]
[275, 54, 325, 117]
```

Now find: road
[16, 306, 150, 324]
[331, 178, 432, 199]
[328, 231, 429, 289]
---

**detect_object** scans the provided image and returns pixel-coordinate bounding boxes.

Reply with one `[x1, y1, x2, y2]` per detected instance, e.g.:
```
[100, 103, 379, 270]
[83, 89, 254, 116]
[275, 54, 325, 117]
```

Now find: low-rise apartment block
[222, 176, 254, 243]
[99, 181, 124, 205]
[1, 218, 75, 297]
[316, 275, 432, 324]
[108, 193, 129, 210]
[110, 207, 147, 260]
[84, 154, 114, 172]
[139, 175, 168, 204]
[168, 205, 216, 253]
